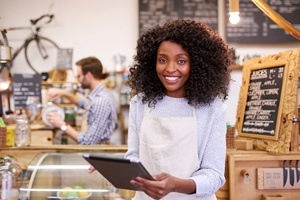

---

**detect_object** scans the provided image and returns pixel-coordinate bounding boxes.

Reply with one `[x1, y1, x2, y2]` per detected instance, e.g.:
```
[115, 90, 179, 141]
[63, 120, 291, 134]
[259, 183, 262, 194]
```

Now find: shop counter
[17, 152, 134, 200]
[1, 146, 300, 200]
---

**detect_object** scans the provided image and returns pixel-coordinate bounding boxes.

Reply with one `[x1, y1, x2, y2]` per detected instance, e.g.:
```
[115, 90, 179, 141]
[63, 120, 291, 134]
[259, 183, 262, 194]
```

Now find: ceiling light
[229, 0, 240, 25]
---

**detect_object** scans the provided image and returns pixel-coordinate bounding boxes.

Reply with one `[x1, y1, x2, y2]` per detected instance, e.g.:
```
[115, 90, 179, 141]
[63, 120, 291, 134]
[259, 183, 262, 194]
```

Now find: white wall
[0, 0, 138, 73]
[1, 0, 300, 128]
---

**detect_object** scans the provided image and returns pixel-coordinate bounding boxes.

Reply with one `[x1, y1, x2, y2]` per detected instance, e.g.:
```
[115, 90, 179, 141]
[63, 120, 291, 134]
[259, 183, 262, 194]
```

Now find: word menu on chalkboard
[241, 65, 284, 138]
[139, 0, 218, 35]
[13, 74, 42, 109]
[226, 0, 300, 43]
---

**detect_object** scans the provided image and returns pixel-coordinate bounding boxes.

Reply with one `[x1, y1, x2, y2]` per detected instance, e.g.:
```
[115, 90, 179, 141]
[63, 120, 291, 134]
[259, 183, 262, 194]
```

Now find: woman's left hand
[130, 173, 176, 199]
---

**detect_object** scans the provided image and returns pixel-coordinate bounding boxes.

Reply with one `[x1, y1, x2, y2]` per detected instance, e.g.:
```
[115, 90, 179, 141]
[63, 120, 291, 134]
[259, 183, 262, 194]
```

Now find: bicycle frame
[4, 26, 32, 61]
[0, 14, 59, 74]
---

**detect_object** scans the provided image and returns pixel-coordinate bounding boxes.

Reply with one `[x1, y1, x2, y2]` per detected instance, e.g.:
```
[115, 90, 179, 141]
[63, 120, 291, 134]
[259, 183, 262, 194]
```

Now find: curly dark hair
[130, 19, 232, 107]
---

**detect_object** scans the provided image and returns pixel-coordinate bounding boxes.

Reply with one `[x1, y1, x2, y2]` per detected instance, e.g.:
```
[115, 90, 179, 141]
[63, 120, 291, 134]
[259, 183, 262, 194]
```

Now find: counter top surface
[0, 145, 128, 152]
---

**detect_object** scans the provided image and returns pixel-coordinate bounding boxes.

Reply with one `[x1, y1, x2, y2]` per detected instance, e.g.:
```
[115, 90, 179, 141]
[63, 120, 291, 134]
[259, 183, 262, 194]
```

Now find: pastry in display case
[18, 152, 134, 200]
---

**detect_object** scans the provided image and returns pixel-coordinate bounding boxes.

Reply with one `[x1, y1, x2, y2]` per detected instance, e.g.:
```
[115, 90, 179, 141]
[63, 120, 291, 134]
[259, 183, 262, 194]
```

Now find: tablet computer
[83, 154, 154, 191]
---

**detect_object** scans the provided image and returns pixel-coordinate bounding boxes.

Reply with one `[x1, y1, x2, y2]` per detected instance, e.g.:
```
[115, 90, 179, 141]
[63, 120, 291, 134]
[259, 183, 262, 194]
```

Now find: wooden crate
[226, 127, 235, 149]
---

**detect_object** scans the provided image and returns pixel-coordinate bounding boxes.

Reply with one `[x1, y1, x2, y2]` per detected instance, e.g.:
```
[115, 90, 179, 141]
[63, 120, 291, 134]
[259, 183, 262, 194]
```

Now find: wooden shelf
[230, 64, 243, 70]
[42, 81, 78, 86]
[120, 104, 129, 108]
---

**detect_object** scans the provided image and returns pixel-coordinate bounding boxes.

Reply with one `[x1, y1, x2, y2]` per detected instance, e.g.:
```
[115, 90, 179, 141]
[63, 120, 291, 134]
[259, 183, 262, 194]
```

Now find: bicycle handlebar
[0, 29, 9, 46]
[30, 14, 54, 25]
[0, 14, 54, 32]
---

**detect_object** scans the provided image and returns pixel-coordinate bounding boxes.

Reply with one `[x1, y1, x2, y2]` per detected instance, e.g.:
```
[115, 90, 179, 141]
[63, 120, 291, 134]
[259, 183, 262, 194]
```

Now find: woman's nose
[166, 62, 176, 73]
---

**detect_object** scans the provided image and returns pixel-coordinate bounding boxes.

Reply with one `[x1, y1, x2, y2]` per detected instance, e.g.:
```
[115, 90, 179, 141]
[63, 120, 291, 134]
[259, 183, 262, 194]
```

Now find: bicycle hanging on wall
[0, 14, 60, 74]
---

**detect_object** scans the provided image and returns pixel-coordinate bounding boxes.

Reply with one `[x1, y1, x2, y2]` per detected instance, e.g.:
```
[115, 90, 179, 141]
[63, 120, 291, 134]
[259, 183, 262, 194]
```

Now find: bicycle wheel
[24, 36, 60, 74]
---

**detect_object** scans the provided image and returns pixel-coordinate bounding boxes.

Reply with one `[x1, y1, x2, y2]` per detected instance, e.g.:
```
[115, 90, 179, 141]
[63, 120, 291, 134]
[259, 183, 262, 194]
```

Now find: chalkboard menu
[13, 74, 42, 109]
[226, 0, 300, 43]
[241, 65, 284, 137]
[139, 0, 218, 35]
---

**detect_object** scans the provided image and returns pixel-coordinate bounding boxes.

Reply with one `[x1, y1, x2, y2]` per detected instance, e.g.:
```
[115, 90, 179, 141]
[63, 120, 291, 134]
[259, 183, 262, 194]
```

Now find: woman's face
[156, 41, 191, 98]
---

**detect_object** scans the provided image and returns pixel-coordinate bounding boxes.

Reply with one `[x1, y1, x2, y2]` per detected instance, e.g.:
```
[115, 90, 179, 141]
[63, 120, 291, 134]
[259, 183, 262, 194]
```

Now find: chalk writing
[13, 74, 42, 109]
[242, 65, 284, 136]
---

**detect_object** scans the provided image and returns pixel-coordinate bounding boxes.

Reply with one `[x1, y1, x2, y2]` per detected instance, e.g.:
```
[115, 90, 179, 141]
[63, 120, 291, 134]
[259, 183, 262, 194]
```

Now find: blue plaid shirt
[76, 83, 118, 144]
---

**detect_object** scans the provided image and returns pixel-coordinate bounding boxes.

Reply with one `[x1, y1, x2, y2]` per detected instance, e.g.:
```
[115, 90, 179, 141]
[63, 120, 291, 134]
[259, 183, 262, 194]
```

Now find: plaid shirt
[76, 83, 118, 144]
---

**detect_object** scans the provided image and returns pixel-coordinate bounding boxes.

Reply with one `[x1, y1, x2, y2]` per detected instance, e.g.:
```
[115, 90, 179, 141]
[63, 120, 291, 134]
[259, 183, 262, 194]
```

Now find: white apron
[133, 106, 217, 200]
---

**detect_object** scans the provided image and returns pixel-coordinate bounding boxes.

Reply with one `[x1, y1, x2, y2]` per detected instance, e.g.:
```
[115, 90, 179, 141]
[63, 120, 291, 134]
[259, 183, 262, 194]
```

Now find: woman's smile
[164, 75, 180, 82]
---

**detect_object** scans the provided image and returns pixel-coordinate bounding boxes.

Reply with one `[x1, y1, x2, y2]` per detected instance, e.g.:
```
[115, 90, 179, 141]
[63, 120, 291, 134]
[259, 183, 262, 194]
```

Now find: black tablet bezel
[83, 154, 154, 191]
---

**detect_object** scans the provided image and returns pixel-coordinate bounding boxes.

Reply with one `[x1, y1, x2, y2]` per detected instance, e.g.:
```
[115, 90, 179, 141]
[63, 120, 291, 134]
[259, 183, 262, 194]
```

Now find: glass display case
[19, 152, 135, 200]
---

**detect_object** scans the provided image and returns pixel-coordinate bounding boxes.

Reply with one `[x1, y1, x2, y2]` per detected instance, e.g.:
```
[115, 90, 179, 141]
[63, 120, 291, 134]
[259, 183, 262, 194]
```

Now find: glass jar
[75, 109, 84, 127]
[14, 119, 31, 147]
[26, 99, 41, 124]
[64, 107, 75, 126]
[0, 157, 22, 200]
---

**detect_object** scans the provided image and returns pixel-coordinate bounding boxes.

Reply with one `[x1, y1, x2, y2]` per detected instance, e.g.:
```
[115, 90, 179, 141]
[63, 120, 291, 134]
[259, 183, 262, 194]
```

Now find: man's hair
[76, 57, 103, 80]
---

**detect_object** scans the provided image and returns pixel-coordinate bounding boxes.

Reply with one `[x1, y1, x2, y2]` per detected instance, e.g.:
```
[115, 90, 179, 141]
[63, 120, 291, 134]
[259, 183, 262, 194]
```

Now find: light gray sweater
[125, 95, 227, 198]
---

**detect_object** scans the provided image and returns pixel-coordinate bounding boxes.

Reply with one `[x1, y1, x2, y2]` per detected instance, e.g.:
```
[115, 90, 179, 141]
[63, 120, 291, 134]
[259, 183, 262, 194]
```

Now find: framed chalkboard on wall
[139, 0, 218, 35]
[226, 0, 300, 43]
[239, 65, 286, 140]
[235, 49, 300, 153]
[13, 74, 42, 109]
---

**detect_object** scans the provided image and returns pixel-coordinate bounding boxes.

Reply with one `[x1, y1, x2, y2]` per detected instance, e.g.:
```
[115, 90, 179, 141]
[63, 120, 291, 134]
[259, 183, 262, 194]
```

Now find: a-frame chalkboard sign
[235, 49, 300, 153]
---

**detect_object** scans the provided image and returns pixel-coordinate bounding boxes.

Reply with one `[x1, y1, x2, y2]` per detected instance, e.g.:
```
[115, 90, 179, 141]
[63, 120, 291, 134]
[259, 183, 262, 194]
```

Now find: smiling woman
[125, 19, 232, 200]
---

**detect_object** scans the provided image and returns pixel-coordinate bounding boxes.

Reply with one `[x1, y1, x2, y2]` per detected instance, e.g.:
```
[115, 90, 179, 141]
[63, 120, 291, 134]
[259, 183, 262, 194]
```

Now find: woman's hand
[130, 173, 176, 199]
[130, 173, 196, 199]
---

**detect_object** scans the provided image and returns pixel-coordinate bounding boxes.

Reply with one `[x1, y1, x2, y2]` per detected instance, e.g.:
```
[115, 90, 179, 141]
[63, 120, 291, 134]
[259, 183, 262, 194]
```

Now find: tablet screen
[83, 154, 154, 191]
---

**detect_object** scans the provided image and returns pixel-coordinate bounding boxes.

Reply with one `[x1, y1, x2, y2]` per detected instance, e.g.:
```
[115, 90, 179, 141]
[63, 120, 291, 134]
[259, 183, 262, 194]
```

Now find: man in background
[46, 56, 118, 144]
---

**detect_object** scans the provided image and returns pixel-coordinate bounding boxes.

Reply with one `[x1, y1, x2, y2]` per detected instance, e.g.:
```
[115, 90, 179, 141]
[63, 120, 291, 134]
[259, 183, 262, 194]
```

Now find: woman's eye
[178, 60, 186, 64]
[158, 59, 167, 63]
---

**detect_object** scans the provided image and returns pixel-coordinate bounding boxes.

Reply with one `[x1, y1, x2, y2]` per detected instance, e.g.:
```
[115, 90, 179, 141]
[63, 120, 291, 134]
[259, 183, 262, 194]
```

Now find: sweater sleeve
[190, 100, 227, 197]
[124, 95, 142, 162]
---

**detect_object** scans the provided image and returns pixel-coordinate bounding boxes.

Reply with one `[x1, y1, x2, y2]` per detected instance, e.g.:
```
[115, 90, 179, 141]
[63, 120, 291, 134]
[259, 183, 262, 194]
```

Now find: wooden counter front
[2, 146, 300, 200]
[228, 152, 300, 200]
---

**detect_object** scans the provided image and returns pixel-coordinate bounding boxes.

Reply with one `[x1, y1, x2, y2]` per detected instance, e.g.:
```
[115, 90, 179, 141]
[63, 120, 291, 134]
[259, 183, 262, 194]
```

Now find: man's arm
[48, 88, 80, 104]
[46, 111, 79, 142]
